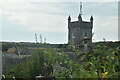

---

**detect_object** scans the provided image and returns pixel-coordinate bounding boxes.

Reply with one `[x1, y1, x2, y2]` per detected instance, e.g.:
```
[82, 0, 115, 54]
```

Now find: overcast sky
[0, 0, 118, 44]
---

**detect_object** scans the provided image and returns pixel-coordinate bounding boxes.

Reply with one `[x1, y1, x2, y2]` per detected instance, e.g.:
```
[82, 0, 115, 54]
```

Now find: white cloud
[0, 2, 68, 33]
[93, 15, 118, 41]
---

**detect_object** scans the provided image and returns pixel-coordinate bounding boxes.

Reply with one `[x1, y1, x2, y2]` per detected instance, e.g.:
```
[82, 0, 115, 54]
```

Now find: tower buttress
[90, 15, 93, 28]
[68, 15, 71, 44]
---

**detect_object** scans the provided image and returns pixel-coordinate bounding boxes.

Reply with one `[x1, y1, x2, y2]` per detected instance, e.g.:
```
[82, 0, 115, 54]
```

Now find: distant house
[7, 47, 16, 53]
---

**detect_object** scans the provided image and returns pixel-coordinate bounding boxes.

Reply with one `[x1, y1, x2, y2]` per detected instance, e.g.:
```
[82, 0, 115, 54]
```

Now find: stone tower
[68, 5, 93, 52]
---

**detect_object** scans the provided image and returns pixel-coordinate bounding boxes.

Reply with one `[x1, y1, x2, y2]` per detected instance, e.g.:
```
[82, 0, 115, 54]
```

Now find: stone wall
[2, 53, 28, 74]
[68, 21, 92, 45]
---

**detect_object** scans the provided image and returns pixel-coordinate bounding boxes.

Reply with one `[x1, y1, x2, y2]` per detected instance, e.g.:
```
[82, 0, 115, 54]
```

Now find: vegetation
[4, 43, 120, 78]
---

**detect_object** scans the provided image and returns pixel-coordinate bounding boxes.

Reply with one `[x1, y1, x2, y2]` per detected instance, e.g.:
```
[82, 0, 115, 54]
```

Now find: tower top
[90, 15, 93, 20]
[80, 2, 82, 15]
[68, 15, 71, 21]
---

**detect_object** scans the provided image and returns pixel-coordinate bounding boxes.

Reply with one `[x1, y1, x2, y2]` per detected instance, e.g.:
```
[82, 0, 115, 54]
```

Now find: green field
[1, 41, 120, 78]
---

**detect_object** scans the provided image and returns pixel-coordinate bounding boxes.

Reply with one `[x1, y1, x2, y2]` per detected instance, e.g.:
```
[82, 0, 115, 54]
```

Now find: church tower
[68, 2, 93, 52]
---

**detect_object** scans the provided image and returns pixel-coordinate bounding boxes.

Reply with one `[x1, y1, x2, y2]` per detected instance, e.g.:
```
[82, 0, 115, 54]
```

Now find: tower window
[84, 33, 87, 37]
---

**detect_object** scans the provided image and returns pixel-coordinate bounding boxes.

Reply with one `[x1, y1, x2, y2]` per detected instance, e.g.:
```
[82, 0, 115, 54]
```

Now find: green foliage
[5, 45, 119, 78]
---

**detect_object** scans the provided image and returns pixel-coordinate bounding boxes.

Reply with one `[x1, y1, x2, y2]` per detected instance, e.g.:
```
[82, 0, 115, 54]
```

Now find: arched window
[72, 33, 75, 38]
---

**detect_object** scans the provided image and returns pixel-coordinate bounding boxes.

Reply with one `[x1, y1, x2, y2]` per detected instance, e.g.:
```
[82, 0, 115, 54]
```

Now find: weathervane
[80, 2, 82, 15]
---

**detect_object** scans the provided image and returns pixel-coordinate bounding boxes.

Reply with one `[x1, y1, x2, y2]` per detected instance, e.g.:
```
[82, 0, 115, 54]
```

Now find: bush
[5, 45, 119, 78]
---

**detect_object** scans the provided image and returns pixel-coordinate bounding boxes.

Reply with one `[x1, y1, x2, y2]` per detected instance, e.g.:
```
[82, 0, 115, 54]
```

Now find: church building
[67, 3, 93, 52]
